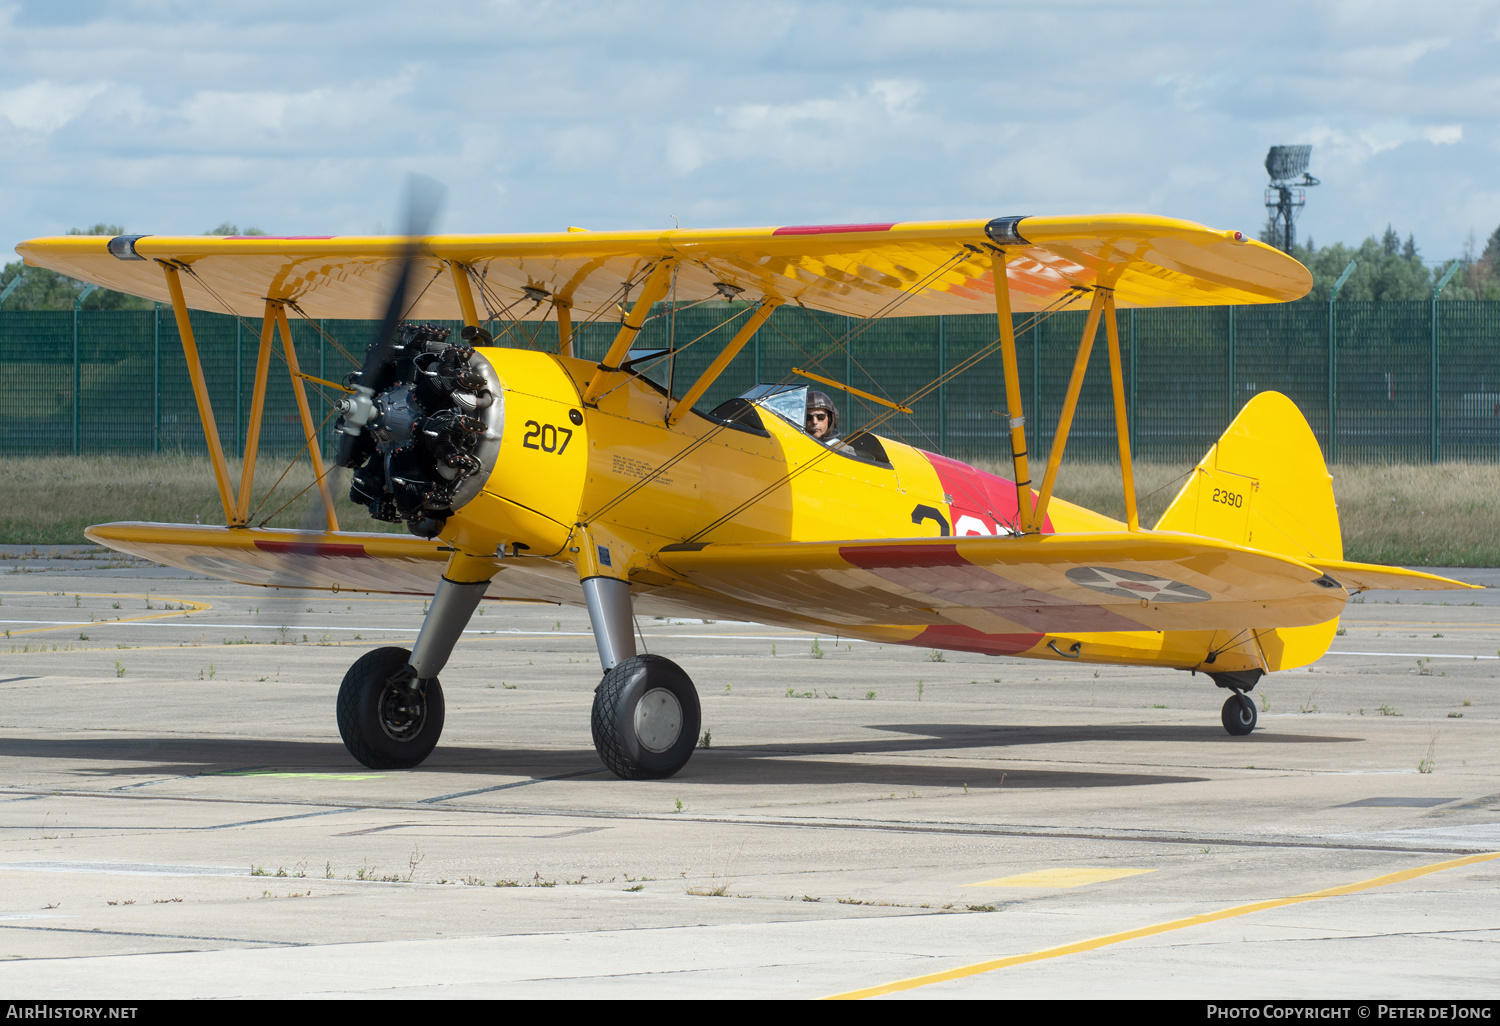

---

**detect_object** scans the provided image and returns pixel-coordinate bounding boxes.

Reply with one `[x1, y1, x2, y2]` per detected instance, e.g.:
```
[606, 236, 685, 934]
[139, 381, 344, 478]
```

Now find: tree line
[1268, 222, 1500, 302]
[0, 223, 264, 311]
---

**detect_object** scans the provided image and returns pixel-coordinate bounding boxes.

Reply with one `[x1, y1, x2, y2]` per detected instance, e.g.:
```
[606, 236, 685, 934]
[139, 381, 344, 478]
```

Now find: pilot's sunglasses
[806, 412, 829, 422]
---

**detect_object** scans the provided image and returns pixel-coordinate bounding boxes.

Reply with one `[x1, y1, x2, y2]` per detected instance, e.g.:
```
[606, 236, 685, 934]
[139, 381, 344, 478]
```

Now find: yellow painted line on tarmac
[828, 850, 1500, 1000]
[966, 867, 1153, 888]
[1, 594, 212, 636]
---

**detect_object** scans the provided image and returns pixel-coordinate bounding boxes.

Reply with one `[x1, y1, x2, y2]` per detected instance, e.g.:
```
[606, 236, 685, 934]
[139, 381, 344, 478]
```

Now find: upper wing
[654, 531, 1349, 634]
[17, 214, 1310, 322]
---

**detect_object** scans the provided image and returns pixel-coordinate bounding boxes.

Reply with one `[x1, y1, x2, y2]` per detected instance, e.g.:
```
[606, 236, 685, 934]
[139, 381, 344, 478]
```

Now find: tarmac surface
[0, 544, 1496, 999]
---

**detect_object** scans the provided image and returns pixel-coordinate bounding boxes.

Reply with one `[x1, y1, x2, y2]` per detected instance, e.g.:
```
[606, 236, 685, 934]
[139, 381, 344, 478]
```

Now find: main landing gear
[1210, 669, 1263, 737]
[335, 572, 701, 780]
[336, 576, 486, 770]
[582, 577, 700, 779]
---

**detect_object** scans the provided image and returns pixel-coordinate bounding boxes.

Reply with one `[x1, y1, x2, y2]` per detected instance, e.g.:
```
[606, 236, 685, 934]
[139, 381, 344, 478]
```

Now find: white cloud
[3, 2, 1500, 260]
[0, 79, 107, 133]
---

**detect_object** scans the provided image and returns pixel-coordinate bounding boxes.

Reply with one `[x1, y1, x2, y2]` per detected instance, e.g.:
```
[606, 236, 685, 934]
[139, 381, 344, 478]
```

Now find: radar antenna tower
[1264, 145, 1319, 253]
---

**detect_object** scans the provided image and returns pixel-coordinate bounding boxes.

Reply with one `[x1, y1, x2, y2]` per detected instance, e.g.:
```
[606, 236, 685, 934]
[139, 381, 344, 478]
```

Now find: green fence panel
[3, 300, 1498, 465]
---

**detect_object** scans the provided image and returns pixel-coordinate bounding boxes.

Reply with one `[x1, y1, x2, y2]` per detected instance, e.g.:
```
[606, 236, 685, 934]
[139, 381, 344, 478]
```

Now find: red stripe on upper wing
[771, 223, 896, 236]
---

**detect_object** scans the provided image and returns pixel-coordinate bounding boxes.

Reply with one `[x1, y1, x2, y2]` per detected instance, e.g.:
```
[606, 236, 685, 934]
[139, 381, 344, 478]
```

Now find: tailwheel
[591, 654, 701, 780]
[1221, 692, 1258, 736]
[337, 646, 445, 769]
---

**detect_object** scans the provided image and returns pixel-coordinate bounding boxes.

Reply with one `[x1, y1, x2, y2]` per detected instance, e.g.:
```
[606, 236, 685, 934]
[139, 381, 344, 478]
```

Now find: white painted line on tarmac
[1325, 649, 1498, 660]
[1, 617, 839, 643]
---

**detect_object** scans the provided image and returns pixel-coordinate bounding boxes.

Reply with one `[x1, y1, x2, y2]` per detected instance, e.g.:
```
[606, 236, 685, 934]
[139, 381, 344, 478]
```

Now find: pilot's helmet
[806, 390, 839, 434]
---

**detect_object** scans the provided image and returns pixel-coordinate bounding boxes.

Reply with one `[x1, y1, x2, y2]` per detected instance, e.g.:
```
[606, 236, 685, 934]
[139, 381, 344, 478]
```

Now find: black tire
[591, 654, 701, 780]
[1221, 692, 1258, 736]
[336, 646, 445, 769]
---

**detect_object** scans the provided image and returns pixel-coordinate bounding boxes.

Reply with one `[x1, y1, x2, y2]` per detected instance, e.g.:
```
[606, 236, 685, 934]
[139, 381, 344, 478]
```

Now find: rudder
[1156, 391, 1341, 672]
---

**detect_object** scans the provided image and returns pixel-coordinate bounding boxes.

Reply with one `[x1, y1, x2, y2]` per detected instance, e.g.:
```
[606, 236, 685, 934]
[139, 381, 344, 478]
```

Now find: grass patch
[7, 456, 1500, 565]
[0, 454, 405, 544]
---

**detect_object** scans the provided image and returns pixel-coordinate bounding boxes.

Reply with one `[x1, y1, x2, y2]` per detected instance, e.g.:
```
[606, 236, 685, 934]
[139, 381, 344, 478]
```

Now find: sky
[3, 0, 1499, 264]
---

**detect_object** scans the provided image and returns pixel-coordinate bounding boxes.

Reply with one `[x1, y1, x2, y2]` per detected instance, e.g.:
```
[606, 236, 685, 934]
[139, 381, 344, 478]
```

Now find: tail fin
[1157, 391, 1341, 560]
[1157, 391, 1340, 671]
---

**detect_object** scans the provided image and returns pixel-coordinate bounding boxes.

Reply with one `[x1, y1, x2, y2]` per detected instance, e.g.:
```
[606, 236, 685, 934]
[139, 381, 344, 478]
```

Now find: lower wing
[654, 532, 1473, 635]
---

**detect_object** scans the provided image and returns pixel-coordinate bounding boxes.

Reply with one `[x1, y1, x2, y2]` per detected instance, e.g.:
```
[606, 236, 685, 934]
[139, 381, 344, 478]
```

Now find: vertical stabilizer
[1157, 391, 1342, 671]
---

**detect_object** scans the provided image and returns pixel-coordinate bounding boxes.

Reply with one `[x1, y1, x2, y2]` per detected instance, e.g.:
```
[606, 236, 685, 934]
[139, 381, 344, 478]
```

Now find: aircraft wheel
[1221, 692, 1257, 737]
[336, 646, 445, 769]
[591, 654, 701, 780]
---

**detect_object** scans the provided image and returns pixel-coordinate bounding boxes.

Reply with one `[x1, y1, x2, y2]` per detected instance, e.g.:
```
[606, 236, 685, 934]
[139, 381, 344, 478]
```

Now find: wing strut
[161, 262, 236, 523]
[582, 260, 677, 405]
[273, 303, 340, 532]
[666, 298, 782, 426]
[448, 262, 481, 328]
[1103, 290, 1140, 532]
[992, 252, 1038, 532]
[1032, 288, 1108, 530]
[234, 301, 278, 526]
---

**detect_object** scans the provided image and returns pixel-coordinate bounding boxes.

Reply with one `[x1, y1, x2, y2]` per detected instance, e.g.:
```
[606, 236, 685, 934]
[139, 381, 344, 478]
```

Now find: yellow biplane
[16, 208, 1474, 779]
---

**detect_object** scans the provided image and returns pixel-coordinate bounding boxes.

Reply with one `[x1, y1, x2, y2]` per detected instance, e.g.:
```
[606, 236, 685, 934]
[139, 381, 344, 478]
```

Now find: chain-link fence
[3, 300, 1497, 464]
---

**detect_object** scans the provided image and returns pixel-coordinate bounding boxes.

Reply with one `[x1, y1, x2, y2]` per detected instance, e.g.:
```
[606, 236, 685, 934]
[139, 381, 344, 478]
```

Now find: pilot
[805, 391, 846, 448]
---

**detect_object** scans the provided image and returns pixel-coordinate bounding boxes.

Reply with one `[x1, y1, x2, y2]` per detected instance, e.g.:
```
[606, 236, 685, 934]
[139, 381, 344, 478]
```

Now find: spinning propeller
[335, 173, 448, 469]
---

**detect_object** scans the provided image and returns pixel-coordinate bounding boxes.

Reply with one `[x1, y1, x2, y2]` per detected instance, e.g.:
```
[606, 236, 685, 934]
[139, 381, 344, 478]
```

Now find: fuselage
[439, 348, 1269, 676]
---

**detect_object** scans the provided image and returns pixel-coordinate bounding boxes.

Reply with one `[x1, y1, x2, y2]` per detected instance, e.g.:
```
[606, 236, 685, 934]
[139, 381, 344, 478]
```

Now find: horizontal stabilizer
[1302, 558, 1480, 594]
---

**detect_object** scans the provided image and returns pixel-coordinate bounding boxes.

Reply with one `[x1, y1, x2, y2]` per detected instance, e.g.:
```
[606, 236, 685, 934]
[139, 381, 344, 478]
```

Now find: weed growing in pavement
[114, 661, 125, 678]
[811, 637, 824, 659]
[674, 797, 683, 813]
[927, 649, 945, 662]
[1419, 732, 1439, 774]
[698, 730, 712, 749]
[917, 679, 924, 701]
[405, 846, 424, 883]
[624, 884, 644, 892]
[1378, 704, 1403, 716]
